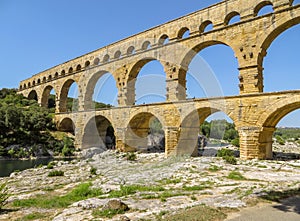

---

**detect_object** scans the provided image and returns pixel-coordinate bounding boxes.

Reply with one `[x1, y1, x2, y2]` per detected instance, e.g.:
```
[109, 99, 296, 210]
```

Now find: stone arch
[57, 117, 75, 135]
[48, 75, 52, 81]
[59, 79, 78, 112]
[85, 60, 91, 68]
[28, 90, 38, 101]
[103, 54, 110, 63]
[254, 1, 274, 16]
[256, 96, 300, 159]
[258, 16, 300, 75]
[127, 58, 166, 105]
[61, 70, 66, 76]
[224, 11, 240, 25]
[93, 58, 100, 65]
[178, 27, 190, 39]
[125, 112, 165, 152]
[54, 72, 59, 78]
[127, 46, 135, 55]
[41, 85, 55, 108]
[37, 79, 41, 84]
[83, 70, 118, 110]
[180, 40, 238, 97]
[32, 80, 36, 86]
[68, 67, 73, 74]
[28, 82, 31, 88]
[141, 41, 151, 50]
[23, 83, 27, 89]
[76, 64, 82, 71]
[199, 20, 213, 33]
[114, 50, 121, 59]
[19, 85, 23, 90]
[42, 77, 46, 83]
[158, 34, 169, 46]
[178, 106, 236, 156]
[82, 115, 115, 150]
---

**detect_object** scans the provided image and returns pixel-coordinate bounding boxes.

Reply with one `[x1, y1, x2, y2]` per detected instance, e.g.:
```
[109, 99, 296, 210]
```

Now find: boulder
[102, 199, 129, 211]
[80, 147, 107, 159]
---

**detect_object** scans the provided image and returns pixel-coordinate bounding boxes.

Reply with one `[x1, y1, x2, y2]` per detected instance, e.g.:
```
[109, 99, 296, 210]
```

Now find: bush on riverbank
[0, 88, 75, 159]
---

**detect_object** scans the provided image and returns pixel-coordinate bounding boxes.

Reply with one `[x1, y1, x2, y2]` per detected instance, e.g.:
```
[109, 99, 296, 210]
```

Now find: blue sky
[1, 0, 300, 126]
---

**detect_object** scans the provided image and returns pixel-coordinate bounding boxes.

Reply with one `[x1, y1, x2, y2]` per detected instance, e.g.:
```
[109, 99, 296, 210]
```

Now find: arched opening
[28, 82, 31, 88]
[28, 90, 38, 101]
[261, 102, 300, 160]
[85, 61, 90, 68]
[76, 64, 82, 71]
[125, 112, 164, 153]
[58, 118, 75, 135]
[103, 54, 110, 63]
[127, 46, 135, 55]
[199, 20, 213, 33]
[263, 24, 300, 92]
[41, 86, 56, 112]
[178, 27, 190, 39]
[93, 58, 100, 66]
[141, 41, 151, 50]
[54, 72, 59, 78]
[68, 67, 73, 74]
[19, 85, 23, 90]
[225, 12, 241, 25]
[37, 79, 41, 84]
[32, 81, 36, 86]
[158, 34, 169, 46]
[48, 75, 52, 81]
[59, 79, 79, 112]
[82, 115, 115, 150]
[114, 50, 121, 59]
[293, 0, 300, 6]
[61, 70, 66, 76]
[23, 84, 27, 89]
[128, 59, 166, 105]
[42, 77, 46, 83]
[254, 1, 274, 16]
[179, 109, 238, 156]
[185, 42, 239, 98]
[92, 72, 118, 109]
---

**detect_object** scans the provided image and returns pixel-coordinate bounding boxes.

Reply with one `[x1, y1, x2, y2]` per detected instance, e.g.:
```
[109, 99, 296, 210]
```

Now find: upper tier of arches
[19, 0, 297, 91]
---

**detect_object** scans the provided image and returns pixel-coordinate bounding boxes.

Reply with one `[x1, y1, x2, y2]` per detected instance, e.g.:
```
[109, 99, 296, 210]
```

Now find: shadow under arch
[57, 117, 75, 135]
[82, 115, 115, 150]
[28, 90, 38, 101]
[178, 107, 220, 156]
[127, 58, 166, 105]
[125, 112, 165, 153]
[84, 70, 118, 110]
[257, 96, 300, 159]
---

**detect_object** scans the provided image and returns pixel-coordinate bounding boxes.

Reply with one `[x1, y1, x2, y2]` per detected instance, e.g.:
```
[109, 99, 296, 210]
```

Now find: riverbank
[0, 150, 300, 220]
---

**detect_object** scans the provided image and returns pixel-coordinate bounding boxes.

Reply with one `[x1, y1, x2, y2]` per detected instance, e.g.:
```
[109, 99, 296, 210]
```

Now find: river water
[0, 158, 54, 177]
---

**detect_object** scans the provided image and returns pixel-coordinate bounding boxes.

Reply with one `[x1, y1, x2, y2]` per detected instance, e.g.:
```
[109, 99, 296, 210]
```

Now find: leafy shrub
[48, 170, 64, 177]
[275, 135, 285, 145]
[90, 167, 97, 175]
[231, 138, 240, 147]
[217, 148, 234, 157]
[61, 136, 75, 157]
[227, 171, 246, 180]
[47, 161, 55, 169]
[0, 183, 8, 210]
[124, 152, 137, 161]
[223, 156, 237, 165]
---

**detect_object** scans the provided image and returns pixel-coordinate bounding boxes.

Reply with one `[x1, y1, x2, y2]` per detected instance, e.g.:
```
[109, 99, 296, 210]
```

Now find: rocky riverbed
[0, 147, 300, 220]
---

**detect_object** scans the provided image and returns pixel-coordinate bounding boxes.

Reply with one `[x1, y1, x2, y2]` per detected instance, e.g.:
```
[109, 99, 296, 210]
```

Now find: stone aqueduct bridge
[18, 0, 300, 159]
